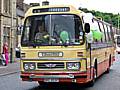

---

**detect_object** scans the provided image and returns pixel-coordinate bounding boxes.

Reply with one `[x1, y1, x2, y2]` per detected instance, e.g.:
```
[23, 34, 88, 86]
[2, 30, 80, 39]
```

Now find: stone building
[16, 0, 24, 46]
[16, 0, 24, 10]
[16, 0, 30, 47]
[0, 0, 17, 62]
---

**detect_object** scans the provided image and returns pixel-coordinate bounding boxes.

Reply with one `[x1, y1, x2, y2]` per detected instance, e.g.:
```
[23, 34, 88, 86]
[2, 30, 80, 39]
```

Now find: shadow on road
[28, 83, 90, 90]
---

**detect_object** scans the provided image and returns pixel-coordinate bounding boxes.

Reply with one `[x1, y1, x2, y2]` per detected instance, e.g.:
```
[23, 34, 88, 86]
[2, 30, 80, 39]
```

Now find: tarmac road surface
[0, 60, 120, 90]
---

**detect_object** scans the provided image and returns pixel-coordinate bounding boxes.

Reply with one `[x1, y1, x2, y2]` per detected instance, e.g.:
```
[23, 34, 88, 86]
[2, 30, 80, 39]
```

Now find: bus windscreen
[21, 14, 84, 46]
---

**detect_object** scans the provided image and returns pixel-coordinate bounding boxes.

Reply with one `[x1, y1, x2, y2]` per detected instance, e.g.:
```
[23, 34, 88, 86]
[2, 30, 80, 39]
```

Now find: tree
[79, 7, 119, 28]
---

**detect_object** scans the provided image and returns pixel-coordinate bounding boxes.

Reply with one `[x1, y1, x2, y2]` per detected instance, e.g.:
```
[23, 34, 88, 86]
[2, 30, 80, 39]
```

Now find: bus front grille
[37, 62, 64, 69]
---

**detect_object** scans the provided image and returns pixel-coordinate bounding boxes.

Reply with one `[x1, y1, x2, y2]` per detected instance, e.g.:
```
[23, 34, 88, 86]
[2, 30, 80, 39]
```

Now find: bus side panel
[91, 46, 114, 77]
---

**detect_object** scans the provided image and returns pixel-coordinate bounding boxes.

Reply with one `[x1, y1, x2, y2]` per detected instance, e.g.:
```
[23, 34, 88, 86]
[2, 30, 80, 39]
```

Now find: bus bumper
[20, 72, 91, 84]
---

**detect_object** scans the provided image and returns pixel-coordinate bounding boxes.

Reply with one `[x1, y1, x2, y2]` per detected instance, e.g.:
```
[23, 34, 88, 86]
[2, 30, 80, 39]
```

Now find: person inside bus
[35, 25, 49, 43]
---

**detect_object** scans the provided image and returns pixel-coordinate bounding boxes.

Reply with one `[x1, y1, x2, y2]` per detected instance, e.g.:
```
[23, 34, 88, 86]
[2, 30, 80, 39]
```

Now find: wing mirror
[84, 23, 90, 33]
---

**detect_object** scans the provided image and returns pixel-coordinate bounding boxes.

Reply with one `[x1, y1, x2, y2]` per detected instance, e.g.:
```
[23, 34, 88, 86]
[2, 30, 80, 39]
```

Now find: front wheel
[88, 68, 96, 87]
[105, 67, 110, 74]
[105, 55, 111, 74]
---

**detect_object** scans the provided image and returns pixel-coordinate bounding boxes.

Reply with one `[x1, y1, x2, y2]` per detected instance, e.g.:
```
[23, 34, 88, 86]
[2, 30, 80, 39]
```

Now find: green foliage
[79, 7, 120, 28]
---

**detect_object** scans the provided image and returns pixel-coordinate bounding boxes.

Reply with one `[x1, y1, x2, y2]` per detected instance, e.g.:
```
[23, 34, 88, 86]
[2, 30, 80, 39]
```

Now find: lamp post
[10, 0, 13, 63]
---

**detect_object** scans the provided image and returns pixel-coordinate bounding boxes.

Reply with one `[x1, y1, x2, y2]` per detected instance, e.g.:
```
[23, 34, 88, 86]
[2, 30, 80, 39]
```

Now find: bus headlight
[58, 52, 63, 57]
[29, 63, 36, 70]
[38, 53, 43, 57]
[66, 62, 80, 70]
[23, 62, 36, 71]
[24, 64, 29, 70]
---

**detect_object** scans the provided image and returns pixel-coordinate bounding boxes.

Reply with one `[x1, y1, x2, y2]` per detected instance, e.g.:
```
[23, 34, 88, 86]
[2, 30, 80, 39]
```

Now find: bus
[114, 34, 120, 60]
[20, 5, 115, 87]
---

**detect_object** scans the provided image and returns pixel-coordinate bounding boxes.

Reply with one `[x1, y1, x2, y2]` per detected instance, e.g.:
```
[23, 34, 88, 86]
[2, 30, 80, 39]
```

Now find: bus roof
[25, 5, 82, 17]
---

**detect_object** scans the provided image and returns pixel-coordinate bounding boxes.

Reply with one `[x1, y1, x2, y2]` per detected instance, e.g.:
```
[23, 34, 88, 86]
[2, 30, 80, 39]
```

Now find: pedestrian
[3, 42, 9, 66]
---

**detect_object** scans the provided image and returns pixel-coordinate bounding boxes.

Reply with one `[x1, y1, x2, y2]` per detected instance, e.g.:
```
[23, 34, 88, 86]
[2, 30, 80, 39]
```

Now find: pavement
[0, 60, 20, 76]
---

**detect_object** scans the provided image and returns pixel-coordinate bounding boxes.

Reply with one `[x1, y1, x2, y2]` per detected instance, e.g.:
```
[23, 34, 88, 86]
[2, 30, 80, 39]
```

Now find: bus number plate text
[44, 78, 59, 82]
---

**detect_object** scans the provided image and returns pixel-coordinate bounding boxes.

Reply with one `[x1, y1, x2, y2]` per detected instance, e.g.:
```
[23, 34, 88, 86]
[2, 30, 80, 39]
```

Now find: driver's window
[23, 18, 31, 42]
[23, 27, 30, 41]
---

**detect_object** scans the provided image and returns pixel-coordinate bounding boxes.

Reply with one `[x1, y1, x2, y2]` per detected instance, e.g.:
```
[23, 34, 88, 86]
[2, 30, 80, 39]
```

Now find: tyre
[88, 68, 96, 87]
[105, 68, 110, 73]
[105, 55, 111, 74]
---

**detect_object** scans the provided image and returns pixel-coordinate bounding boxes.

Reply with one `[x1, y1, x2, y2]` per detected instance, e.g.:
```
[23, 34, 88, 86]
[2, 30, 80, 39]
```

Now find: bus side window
[99, 22, 106, 43]
[92, 19, 101, 43]
[107, 25, 112, 41]
[98, 22, 103, 42]
[104, 24, 109, 42]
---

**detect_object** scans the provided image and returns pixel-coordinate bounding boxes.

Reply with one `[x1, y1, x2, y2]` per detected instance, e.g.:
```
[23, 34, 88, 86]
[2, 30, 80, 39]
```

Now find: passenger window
[104, 25, 109, 42]
[99, 22, 106, 42]
[92, 19, 101, 42]
[107, 25, 112, 41]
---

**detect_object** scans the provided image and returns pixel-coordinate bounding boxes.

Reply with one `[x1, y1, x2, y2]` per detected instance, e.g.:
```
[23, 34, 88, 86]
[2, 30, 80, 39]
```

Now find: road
[0, 60, 120, 90]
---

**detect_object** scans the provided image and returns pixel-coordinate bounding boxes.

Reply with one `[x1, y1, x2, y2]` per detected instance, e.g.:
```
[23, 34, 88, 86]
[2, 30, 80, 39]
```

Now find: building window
[4, 0, 10, 13]
[3, 27, 10, 51]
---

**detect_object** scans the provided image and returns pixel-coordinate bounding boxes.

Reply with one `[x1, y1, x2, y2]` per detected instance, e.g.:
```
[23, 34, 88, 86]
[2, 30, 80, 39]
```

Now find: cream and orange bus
[20, 5, 115, 87]
[114, 34, 120, 60]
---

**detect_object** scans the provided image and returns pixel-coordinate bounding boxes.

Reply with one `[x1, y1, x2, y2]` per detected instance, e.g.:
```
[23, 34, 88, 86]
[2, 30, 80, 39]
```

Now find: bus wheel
[105, 55, 111, 74]
[88, 68, 96, 87]
[105, 68, 110, 73]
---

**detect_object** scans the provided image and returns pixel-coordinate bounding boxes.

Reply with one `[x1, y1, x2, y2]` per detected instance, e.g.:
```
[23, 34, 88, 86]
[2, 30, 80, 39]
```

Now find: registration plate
[44, 78, 59, 82]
